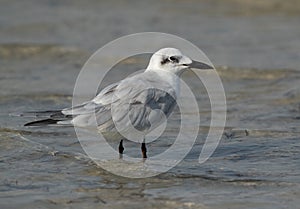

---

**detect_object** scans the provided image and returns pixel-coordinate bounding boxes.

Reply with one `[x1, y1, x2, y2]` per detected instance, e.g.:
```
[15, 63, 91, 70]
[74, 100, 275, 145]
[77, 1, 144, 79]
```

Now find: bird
[22, 48, 213, 158]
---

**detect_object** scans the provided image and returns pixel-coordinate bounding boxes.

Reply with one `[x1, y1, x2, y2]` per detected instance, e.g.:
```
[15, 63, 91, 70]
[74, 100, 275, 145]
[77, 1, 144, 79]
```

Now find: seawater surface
[1, 44, 300, 209]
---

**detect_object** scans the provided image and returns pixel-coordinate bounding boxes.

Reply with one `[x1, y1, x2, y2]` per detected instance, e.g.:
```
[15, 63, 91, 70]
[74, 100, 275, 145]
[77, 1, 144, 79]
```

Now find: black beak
[189, 60, 214, 70]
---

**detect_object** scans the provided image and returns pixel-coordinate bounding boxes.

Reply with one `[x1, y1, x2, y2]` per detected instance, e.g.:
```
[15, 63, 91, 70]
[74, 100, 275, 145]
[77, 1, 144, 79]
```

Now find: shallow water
[1, 1, 300, 208]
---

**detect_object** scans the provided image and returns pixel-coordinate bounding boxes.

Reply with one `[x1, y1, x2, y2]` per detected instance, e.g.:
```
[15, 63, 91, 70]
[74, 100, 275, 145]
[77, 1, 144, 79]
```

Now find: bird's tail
[11, 110, 72, 127]
[24, 118, 63, 126]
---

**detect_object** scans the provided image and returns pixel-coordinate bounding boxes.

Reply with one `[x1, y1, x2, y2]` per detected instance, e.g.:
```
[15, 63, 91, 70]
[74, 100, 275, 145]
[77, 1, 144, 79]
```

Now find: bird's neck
[147, 69, 181, 95]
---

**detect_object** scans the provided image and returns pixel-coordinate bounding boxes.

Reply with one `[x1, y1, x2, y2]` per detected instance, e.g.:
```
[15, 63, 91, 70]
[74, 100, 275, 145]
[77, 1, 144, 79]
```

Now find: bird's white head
[146, 48, 213, 75]
[146, 48, 191, 75]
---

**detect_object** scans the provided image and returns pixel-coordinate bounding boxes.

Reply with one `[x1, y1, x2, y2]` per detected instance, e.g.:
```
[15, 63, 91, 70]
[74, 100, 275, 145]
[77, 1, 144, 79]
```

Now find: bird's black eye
[169, 56, 179, 63]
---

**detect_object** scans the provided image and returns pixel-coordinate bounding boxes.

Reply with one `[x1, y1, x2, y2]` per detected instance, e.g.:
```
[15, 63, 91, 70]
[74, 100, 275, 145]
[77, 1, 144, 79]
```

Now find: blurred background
[1, 1, 300, 209]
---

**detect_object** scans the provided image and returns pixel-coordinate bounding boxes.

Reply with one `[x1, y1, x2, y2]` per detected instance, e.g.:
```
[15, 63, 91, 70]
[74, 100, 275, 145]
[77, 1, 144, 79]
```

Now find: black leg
[119, 139, 124, 155]
[141, 140, 147, 159]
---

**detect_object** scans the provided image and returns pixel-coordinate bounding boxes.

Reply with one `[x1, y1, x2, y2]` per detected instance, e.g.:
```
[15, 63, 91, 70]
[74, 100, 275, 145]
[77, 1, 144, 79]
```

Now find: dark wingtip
[24, 119, 59, 126]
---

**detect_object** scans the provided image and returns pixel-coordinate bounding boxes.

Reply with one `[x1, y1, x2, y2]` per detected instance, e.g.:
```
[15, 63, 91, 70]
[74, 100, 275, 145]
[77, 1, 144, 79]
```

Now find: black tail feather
[11, 109, 73, 127]
[24, 118, 61, 126]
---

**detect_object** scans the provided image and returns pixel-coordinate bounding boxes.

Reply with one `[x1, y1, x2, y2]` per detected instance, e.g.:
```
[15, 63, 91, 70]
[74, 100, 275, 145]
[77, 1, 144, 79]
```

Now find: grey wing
[127, 88, 177, 131]
[22, 71, 177, 129]
[62, 83, 118, 115]
[109, 76, 177, 133]
[62, 82, 120, 127]
[65, 72, 177, 131]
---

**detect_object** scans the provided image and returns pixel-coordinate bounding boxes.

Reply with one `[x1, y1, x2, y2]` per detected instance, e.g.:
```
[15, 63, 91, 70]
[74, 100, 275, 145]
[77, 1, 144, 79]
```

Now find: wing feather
[23, 71, 178, 131]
